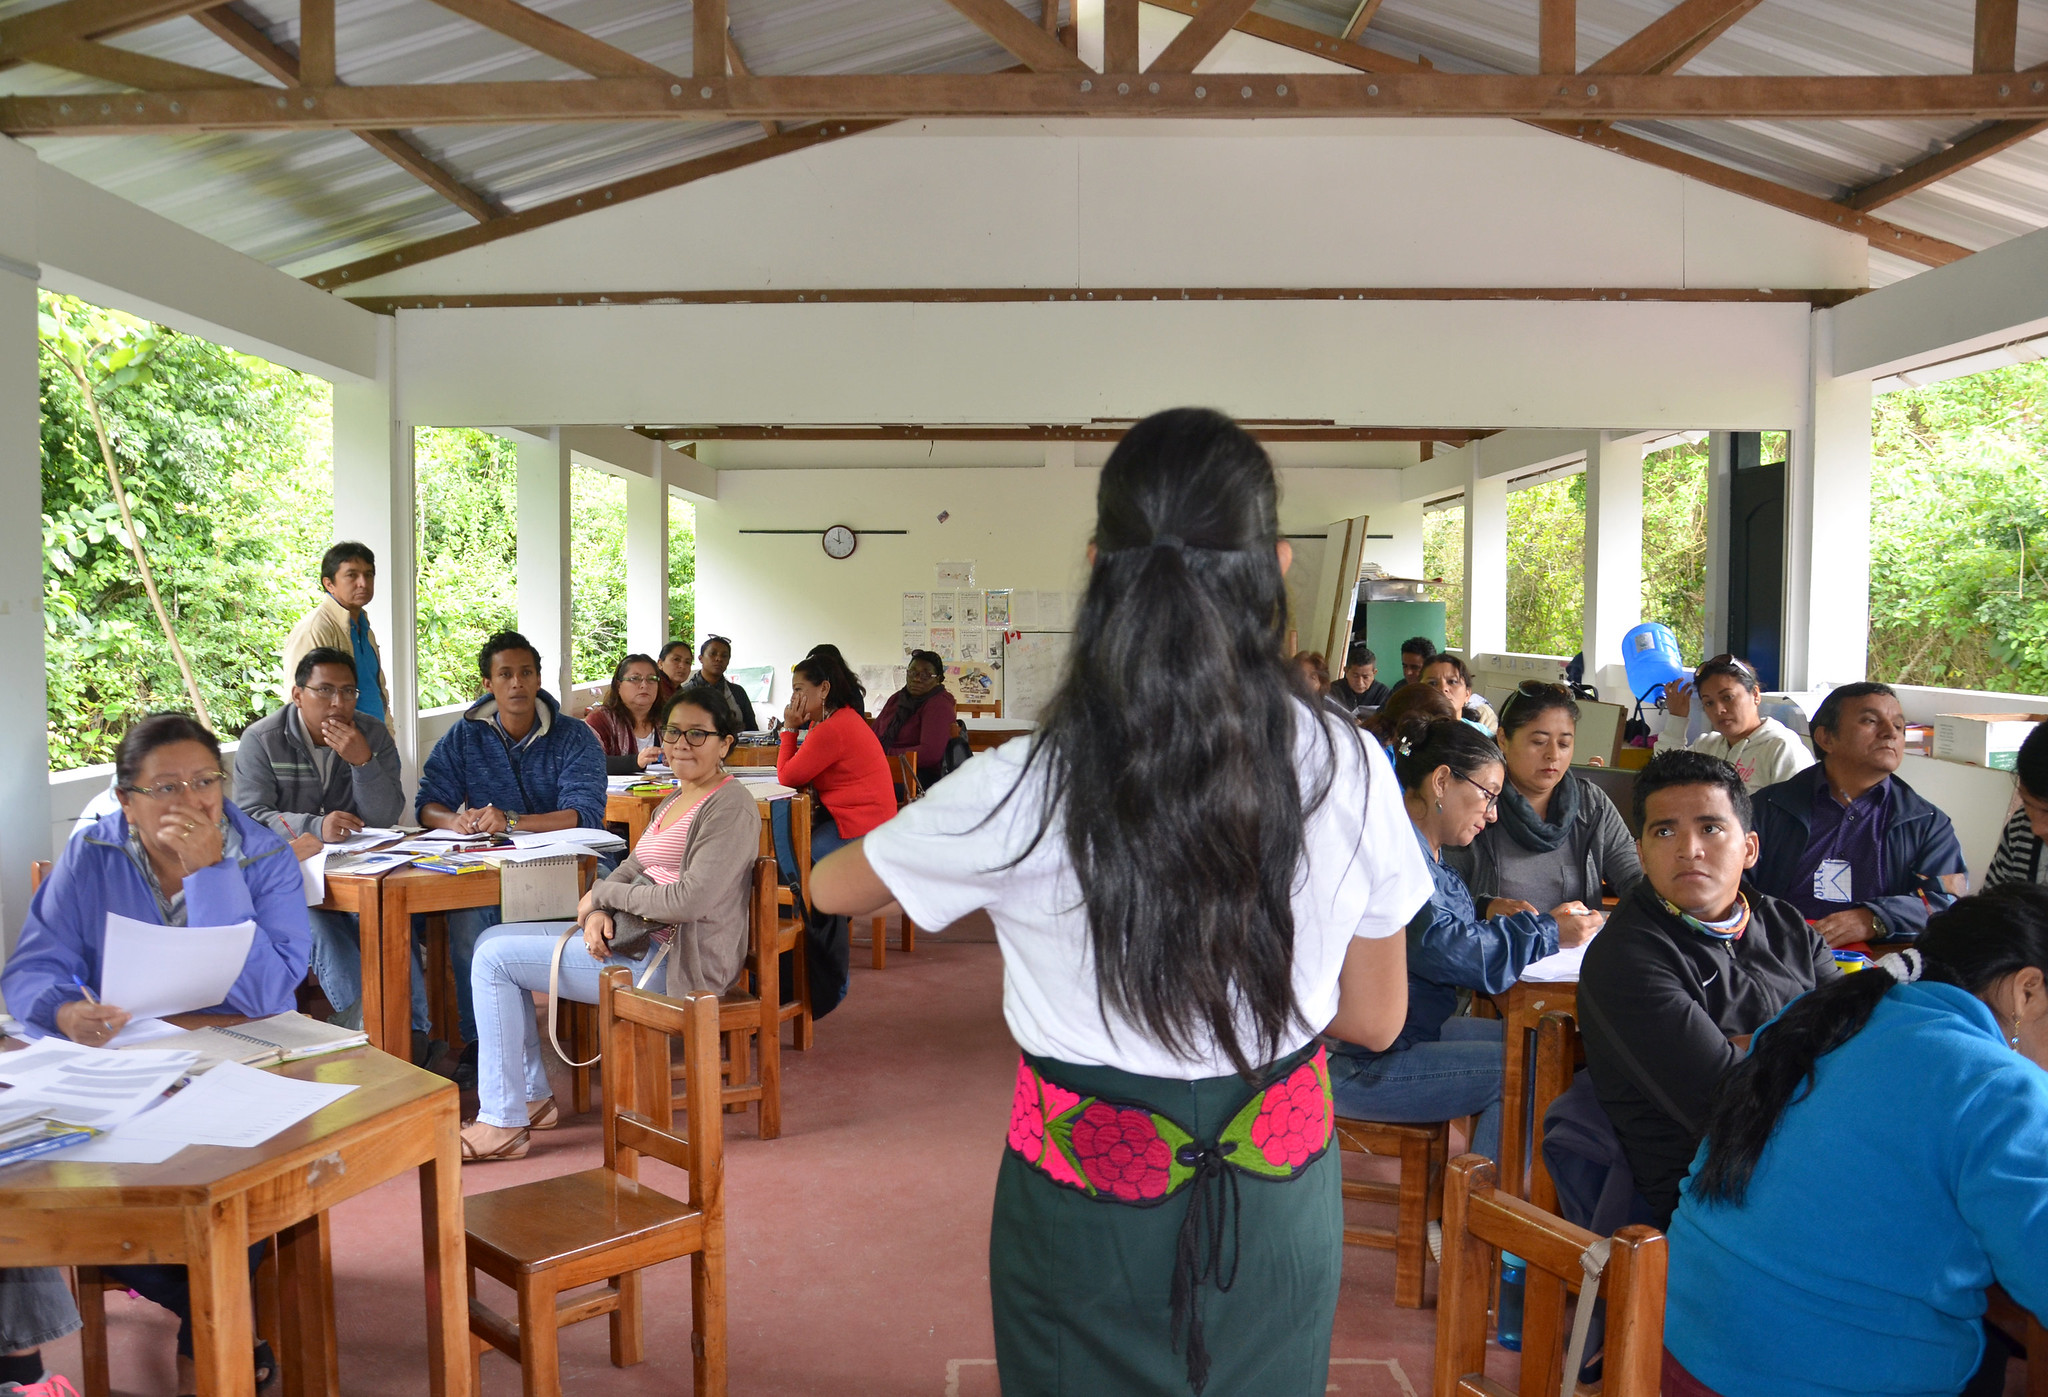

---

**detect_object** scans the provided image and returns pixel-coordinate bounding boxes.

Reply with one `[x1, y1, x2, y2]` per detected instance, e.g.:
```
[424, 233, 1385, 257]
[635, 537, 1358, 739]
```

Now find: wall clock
[822, 524, 859, 560]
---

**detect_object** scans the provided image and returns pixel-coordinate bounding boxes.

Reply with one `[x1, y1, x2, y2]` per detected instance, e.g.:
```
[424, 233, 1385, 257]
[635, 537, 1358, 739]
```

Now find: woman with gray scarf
[1445, 682, 1640, 925]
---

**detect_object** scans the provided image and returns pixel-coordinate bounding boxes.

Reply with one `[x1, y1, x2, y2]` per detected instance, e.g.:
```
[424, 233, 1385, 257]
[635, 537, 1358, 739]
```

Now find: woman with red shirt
[875, 649, 958, 789]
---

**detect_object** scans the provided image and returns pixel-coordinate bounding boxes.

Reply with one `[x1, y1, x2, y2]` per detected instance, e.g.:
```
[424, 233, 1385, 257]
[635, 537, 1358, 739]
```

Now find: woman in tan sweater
[461, 682, 760, 1161]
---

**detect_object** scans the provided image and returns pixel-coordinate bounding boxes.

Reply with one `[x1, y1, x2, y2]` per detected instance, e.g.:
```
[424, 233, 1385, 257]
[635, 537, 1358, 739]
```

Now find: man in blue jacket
[416, 631, 608, 1071]
[1751, 682, 1967, 945]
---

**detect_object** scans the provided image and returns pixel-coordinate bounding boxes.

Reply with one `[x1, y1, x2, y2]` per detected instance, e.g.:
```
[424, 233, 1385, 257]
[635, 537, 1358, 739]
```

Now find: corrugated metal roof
[2, 0, 2044, 283]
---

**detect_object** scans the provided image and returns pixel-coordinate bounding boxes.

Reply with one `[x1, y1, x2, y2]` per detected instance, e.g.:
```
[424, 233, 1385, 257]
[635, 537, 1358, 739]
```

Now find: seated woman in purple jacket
[873, 649, 958, 789]
[1, 711, 309, 1394]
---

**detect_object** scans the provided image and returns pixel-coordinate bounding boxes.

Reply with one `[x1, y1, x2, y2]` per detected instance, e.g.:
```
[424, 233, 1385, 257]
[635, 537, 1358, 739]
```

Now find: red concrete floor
[45, 915, 1448, 1395]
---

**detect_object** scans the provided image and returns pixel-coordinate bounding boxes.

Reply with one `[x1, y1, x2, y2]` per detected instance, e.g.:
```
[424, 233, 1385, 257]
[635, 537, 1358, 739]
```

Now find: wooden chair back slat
[1529, 1010, 1579, 1213]
[891, 753, 921, 804]
[1435, 1154, 1668, 1397]
[30, 860, 49, 892]
[599, 967, 724, 1210]
[792, 792, 815, 911]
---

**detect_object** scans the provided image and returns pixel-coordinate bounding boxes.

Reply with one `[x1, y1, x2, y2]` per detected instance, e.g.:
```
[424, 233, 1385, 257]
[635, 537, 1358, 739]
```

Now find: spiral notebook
[500, 854, 582, 923]
[127, 1011, 369, 1073]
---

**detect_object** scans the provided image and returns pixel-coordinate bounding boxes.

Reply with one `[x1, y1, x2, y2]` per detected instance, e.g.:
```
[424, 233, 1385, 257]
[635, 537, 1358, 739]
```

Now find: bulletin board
[1001, 632, 1072, 723]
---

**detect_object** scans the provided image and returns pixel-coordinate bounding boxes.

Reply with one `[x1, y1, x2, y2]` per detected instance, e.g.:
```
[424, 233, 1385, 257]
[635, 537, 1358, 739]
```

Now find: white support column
[517, 431, 573, 696]
[625, 445, 669, 656]
[1702, 431, 1733, 659]
[1582, 433, 1644, 697]
[0, 263, 51, 954]
[1784, 317, 1873, 691]
[331, 319, 419, 779]
[1464, 443, 1508, 656]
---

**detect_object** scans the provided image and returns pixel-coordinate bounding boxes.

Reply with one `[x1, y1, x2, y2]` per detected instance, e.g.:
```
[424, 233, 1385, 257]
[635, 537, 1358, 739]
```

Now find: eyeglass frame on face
[1452, 769, 1501, 813]
[618, 673, 662, 687]
[658, 724, 722, 748]
[301, 683, 361, 702]
[122, 772, 229, 801]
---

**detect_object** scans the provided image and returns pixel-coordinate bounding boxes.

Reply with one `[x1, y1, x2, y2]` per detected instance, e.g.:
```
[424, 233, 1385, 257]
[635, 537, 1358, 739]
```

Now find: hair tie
[1875, 948, 1923, 985]
[1396, 736, 1413, 757]
[1152, 533, 1185, 551]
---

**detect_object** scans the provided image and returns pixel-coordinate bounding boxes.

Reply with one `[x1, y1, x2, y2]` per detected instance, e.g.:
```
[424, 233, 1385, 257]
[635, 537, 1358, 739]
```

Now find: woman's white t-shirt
[1691, 716, 1815, 793]
[861, 703, 1431, 1079]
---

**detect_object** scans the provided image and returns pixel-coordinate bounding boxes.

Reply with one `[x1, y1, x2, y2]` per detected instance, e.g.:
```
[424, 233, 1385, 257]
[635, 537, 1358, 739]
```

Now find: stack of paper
[101, 913, 256, 1018]
[0, 1042, 197, 1131]
[1519, 940, 1590, 983]
[117, 1061, 356, 1149]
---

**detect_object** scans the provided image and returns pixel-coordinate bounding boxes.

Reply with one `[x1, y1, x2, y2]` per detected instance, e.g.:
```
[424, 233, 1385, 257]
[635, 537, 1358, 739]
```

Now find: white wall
[693, 460, 1414, 702]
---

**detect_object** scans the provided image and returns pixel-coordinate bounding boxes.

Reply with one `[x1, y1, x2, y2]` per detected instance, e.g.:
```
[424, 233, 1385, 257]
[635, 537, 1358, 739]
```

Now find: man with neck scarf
[875, 650, 958, 790]
[1577, 749, 1839, 1227]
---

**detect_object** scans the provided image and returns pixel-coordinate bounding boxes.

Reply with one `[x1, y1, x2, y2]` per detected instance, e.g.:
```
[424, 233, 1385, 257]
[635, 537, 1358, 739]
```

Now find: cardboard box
[1933, 713, 2048, 771]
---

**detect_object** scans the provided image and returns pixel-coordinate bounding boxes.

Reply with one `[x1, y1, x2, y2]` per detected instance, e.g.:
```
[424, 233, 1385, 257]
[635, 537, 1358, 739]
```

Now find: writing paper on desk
[1519, 941, 1589, 984]
[99, 912, 255, 1019]
[0, 1048, 197, 1130]
[118, 1060, 355, 1149]
[328, 850, 416, 876]
[300, 846, 328, 906]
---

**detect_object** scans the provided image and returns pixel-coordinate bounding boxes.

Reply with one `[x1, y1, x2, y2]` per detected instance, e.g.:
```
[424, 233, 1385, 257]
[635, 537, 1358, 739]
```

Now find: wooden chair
[30, 859, 48, 889]
[675, 856, 782, 1140]
[869, 754, 921, 970]
[956, 701, 1001, 718]
[774, 793, 817, 1050]
[1334, 1116, 1449, 1309]
[465, 970, 727, 1397]
[1435, 1154, 1666, 1397]
[1529, 1010, 1581, 1214]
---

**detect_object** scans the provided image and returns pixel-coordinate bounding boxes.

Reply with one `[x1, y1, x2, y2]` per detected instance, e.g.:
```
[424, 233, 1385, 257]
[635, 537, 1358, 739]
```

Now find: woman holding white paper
[1, 712, 309, 1044]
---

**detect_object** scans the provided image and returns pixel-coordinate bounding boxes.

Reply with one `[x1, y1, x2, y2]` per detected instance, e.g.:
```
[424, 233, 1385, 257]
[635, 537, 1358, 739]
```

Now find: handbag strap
[1560, 1236, 1612, 1397]
[546, 925, 663, 1069]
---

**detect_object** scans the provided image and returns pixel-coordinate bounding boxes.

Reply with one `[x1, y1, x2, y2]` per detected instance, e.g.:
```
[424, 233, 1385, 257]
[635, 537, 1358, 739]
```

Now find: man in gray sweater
[234, 646, 428, 1056]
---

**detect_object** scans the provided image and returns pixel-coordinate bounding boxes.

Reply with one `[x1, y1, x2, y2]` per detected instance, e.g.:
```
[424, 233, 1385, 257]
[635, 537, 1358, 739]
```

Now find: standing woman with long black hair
[811, 408, 1429, 1396]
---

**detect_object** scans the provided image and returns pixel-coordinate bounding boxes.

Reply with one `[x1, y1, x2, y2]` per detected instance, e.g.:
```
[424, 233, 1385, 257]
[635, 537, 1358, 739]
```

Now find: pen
[71, 975, 99, 1005]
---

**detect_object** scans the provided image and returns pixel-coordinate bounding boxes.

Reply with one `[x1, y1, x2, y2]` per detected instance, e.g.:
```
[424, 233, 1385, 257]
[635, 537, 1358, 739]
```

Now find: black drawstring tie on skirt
[1169, 1140, 1242, 1395]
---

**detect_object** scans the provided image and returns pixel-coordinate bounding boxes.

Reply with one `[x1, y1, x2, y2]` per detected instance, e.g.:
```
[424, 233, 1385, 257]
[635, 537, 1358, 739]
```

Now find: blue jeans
[0, 1269, 79, 1352]
[1327, 1018, 1504, 1160]
[468, 922, 668, 1129]
[308, 908, 429, 1034]
[438, 850, 620, 1044]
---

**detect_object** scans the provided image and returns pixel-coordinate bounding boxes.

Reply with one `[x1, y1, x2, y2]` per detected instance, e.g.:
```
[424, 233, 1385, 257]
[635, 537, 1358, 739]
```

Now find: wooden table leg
[1498, 1006, 1534, 1201]
[276, 1213, 338, 1397]
[187, 1195, 256, 1397]
[363, 879, 415, 1058]
[420, 1102, 472, 1397]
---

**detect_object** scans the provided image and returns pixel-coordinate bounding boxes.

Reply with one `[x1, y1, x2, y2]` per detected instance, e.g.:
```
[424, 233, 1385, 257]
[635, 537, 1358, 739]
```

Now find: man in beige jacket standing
[282, 542, 390, 723]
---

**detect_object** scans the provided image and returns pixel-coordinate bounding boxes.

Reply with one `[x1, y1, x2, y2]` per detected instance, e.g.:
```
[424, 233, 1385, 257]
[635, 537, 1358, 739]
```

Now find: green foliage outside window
[570, 466, 627, 684]
[40, 293, 332, 768]
[1422, 505, 1464, 651]
[669, 499, 697, 649]
[414, 427, 517, 710]
[1505, 474, 1586, 658]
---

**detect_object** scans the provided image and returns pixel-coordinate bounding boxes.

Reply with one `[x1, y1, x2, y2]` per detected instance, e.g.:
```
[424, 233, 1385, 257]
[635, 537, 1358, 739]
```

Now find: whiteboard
[1001, 631, 1072, 723]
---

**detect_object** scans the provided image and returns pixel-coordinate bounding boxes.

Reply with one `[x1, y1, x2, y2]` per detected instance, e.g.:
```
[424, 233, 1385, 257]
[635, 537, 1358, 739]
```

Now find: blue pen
[71, 975, 99, 1005]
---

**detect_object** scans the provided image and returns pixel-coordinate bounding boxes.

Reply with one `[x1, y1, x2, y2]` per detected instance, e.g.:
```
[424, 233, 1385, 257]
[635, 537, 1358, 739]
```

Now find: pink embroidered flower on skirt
[1006, 1059, 1083, 1186]
[1069, 1101, 1171, 1201]
[1250, 1062, 1329, 1169]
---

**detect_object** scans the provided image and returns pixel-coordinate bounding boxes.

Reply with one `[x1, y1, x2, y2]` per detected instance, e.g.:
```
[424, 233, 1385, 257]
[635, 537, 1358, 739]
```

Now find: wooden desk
[726, 745, 779, 768]
[961, 718, 1034, 753]
[604, 786, 675, 851]
[1491, 977, 1578, 1202]
[0, 1048, 467, 1397]
[324, 857, 595, 1059]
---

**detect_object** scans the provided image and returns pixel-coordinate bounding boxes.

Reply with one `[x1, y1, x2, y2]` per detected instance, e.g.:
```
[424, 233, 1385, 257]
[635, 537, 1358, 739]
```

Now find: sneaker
[1427, 1220, 1444, 1264]
[4, 1377, 84, 1396]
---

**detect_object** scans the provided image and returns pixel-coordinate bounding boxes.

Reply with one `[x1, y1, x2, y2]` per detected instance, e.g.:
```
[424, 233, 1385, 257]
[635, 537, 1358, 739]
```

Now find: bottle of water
[1497, 1252, 1526, 1352]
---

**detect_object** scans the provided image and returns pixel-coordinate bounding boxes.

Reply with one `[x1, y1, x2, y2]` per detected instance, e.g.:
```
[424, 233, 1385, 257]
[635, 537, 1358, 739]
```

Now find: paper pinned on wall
[946, 662, 998, 705]
[929, 626, 958, 660]
[960, 591, 983, 628]
[901, 592, 926, 626]
[1011, 590, 1039, 630]
[892, 665, 907, 693]
[930, 591, 957, 624]
[983, 590, 1011, 628]
[935, 560, 976, 588]
[902, 628, 927, 656]
[958, 629, 984, 665]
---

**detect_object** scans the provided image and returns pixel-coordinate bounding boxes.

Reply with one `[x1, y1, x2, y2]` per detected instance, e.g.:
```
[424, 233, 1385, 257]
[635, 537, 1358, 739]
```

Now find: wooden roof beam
[421, 0, 673, 80]
[297, 0, 331, 86]
[26, 37, 261, 89]
[940, 0, 1087, 73]
[0, 0, 220, 66]
[1540, 0, 1575, 75]
[1842, 117, 2047, 210]
[194, 2, 503, 223]
[1584, 0, 1765, 77]
[1147, 0, 1258, 75]
[1976, 0, 2018, 74]
[1102, 0, 1137, 72]
[723, 29, 777, 136]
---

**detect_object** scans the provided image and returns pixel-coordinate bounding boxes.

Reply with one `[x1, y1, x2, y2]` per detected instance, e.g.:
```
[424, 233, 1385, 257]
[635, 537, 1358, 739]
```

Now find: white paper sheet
[62, 1127, 189, 1165]
[330, 829, 403, 853]
[300, 847, 328, 906]
[0, 1049, 197, 1129]
[118, 1060, 357, 1148]
[99, 912, 257, 1019]
[107, 1017, 187, 1048]
[327, 850, 417, 875]
[1519, 940, 1590, 983]
[0, 1037, 106, 1085]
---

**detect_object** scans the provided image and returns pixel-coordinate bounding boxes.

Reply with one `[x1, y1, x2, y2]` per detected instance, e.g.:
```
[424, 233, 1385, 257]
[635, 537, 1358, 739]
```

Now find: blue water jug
[1497, 1251, 1526, 1351]
[1621, 622, 1688, 702]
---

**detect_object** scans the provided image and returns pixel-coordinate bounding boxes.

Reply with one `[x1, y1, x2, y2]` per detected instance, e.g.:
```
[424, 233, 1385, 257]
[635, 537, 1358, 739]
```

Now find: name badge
[1813, 858, 1853, 903]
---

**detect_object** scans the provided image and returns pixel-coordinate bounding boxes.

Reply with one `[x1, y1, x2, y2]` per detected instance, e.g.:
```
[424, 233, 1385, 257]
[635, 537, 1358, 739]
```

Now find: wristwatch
[506, 810, 520, 832]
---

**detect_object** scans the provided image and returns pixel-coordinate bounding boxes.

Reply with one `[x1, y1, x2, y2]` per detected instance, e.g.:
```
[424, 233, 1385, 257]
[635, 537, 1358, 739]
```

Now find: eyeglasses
[1454, 770, 1501, 813]
[619, 674, 661, 686]
[658, 725, 721, 747]
[123, 772, 228, 801]
[303, 684, 360, 702]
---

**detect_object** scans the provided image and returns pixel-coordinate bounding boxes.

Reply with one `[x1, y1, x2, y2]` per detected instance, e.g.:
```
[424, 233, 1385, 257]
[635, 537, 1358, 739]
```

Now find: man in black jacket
[1578, 749, 1838, 1225]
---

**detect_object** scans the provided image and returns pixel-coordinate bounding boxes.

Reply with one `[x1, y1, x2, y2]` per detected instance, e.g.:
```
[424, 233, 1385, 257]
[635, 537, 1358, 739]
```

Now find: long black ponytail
[1000, 407, 1342, 1077]
[1693, 882, 2048, 1206]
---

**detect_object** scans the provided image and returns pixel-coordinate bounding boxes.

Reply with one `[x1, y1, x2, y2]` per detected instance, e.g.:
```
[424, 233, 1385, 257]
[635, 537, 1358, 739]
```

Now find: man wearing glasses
[233, 646, 422, 1055]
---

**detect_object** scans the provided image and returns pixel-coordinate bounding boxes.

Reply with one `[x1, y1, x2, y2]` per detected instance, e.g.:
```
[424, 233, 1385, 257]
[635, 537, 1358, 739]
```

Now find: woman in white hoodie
[1665, 654, 1814, 793]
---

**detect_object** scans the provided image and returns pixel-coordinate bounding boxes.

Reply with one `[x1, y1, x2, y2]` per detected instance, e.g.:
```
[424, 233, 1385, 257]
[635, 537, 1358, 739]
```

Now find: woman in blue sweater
[1326, 715, 1600, 1157]
[1665, 884, 2048, 1397]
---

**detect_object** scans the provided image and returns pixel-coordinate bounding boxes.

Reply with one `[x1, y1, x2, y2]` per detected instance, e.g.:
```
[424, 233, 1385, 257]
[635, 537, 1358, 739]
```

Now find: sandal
[527, 1098, 560, 1131]
[460, 1121, 530, 1162]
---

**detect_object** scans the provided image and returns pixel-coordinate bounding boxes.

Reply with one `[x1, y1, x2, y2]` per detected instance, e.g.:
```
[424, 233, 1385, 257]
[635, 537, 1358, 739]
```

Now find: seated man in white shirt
[1662, 654, 1814, 794]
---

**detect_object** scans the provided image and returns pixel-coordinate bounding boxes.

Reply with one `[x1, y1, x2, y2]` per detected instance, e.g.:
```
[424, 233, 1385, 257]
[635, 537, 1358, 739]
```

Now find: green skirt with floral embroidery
[989, 1045, 1341, 1397]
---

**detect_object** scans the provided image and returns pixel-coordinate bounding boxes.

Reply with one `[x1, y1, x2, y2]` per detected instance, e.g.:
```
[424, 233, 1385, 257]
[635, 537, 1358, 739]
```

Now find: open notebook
[122, 1011, 368, 1073]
